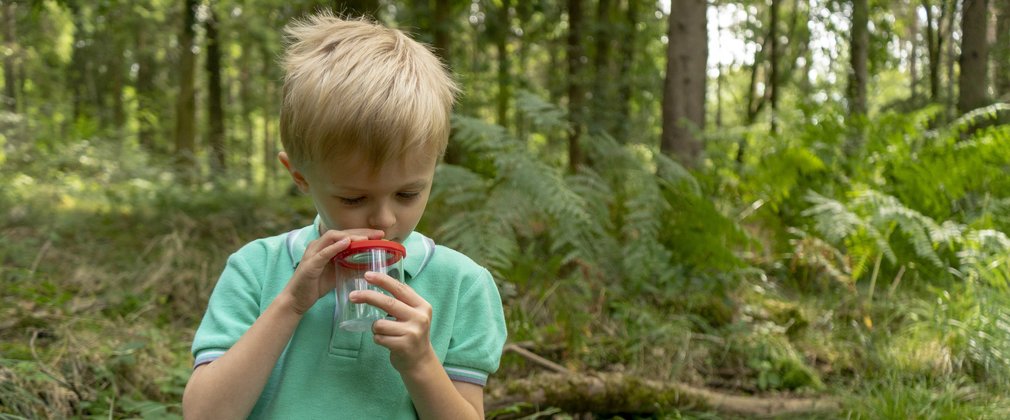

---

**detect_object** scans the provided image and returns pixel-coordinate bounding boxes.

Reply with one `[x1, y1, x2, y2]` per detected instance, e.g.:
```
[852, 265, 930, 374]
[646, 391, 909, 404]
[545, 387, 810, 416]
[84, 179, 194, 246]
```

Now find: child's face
[287, 151, 438, 243]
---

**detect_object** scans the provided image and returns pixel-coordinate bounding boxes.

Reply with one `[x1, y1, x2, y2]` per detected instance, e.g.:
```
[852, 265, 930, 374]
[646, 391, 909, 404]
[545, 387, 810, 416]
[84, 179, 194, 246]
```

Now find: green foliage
[844, 375, 1010, 420]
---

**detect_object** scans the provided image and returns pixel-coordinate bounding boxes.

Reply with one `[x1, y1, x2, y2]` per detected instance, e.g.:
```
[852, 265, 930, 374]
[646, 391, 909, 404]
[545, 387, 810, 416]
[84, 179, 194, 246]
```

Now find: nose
[368, 201, 396, 231]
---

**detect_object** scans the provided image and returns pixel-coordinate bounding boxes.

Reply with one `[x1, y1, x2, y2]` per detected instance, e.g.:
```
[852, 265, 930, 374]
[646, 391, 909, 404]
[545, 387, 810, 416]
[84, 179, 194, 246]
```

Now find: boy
[182, 13, 507, 419]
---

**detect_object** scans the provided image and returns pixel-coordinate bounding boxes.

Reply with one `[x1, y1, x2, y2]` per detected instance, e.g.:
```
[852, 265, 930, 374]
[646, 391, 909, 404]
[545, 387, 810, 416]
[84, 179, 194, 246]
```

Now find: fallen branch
[490, 372, 841, 417]
[492, 345, 840, 417]
[503, 343, 571, 374]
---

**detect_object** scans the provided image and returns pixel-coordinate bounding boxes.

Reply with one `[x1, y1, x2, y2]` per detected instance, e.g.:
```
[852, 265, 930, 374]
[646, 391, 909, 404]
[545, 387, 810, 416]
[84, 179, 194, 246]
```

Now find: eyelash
[339, 197, 364, 205]
[337, 192, 420, 205]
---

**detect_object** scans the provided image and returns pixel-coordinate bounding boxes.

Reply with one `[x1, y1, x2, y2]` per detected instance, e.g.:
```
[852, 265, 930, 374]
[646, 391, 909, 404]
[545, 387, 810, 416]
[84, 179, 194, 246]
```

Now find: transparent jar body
[334, 243, 405, 332]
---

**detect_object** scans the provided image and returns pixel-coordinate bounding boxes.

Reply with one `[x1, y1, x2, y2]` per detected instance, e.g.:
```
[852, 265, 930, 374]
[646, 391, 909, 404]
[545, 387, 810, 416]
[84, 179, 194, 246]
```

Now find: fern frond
[802, 191, 863, 243]
[515, 89, 571, 133]
[654, 150, 702, 196]
[451, 114, 513, 156]
[620, 168, 677, 286]
[787, 227, 853, 287]
[947, 102, 1010, 136]
[431, 164, 491, 207]
[853, 189, 944, 267]
[434, 187, 524, 276]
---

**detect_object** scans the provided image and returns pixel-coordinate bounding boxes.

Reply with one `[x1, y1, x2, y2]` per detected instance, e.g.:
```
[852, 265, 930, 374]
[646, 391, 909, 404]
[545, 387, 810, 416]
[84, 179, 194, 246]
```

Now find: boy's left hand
[349, 271, 436, 373]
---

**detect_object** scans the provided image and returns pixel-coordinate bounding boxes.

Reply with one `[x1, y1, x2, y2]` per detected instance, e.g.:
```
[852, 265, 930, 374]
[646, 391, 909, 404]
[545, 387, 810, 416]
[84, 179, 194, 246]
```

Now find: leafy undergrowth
[3, 179, 1009, 419]
[4, 106, 1010, 418]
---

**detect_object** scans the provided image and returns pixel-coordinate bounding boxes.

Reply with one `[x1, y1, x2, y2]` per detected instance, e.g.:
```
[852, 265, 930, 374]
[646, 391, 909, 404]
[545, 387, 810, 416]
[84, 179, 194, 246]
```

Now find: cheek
[315, 200, 358, 231]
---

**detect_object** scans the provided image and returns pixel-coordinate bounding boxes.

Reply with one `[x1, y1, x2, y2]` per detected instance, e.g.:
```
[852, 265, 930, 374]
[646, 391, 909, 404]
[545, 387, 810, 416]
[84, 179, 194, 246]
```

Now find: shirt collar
[287, 215, 435, 279]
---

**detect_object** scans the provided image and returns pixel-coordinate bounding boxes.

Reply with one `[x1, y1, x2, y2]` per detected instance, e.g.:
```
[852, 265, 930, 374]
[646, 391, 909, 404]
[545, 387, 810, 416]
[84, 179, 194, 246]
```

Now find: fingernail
[349, 291, 359, 300]
[338, 238, 351, 245]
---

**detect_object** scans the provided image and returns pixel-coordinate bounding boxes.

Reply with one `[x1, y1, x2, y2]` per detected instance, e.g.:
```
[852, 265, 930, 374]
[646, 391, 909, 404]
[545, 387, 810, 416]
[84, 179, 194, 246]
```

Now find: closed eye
[338, 196, 365, 205]
[397, 191, 420, 200]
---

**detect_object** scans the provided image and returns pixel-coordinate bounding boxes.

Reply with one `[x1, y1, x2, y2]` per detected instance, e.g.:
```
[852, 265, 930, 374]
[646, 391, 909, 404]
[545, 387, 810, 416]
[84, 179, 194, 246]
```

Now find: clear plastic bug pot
[333, 240, 406, 332]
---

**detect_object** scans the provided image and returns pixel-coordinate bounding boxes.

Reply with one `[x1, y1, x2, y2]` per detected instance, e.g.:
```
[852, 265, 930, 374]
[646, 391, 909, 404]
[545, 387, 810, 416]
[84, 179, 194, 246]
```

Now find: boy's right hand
[283, 228, 384, 315]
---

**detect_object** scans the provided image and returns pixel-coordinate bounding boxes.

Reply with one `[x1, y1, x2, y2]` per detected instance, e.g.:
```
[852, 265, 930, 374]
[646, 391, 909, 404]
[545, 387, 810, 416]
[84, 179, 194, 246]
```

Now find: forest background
[2, 0, 1010, 418]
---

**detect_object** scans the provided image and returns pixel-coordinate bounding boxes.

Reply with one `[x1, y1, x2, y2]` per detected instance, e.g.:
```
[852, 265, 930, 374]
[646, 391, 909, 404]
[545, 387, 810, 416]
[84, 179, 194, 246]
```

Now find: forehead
[312, 152, 437, 189]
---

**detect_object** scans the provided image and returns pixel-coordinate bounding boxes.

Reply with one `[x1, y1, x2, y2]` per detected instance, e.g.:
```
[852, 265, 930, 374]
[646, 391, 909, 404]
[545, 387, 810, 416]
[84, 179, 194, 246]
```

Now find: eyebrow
[399, 180, 429, 190]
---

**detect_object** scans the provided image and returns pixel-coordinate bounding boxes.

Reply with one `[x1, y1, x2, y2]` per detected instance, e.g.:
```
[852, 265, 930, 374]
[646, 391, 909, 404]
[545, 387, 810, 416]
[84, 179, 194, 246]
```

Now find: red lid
[334, 240, 406, 269]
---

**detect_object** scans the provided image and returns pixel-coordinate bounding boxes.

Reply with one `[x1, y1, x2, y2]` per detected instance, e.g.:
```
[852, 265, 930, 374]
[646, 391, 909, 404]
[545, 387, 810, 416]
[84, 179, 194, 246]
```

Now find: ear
[278, 152, 310, 194]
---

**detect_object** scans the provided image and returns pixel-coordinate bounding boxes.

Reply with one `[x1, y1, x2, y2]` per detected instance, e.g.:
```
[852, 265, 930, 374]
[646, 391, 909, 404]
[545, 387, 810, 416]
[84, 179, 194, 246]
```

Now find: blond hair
[280, 13, 457, 169]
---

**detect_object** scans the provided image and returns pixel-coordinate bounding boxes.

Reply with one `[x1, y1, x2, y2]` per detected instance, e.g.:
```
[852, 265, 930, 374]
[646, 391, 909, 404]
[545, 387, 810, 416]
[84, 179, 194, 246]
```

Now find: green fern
[514, 89, 572, 134]
[801, 186, 1010, 289]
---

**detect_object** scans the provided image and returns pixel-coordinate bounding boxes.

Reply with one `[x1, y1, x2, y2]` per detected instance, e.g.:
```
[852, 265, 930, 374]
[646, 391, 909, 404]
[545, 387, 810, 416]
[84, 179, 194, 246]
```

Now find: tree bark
[2, 1, 17, 113]
[432, 0, 451, 66]
[174, 0, 198, 176]
[958, 0, 991, 113]
[134, 12, 160, 152]
[495, 0, 512, 129]
[661, 0, 707, 167]
[769, 0, 781, 133]
[206, 7, 227, 175]
[567, 0, 585, 172]
[910, 0, 920, 98]
[924, 0, 942, 101]
[849, 0, 869, 116]
[944, 0, 957, 118]
[615, 0, 640, 143]
[262, 47, 276, 192]
[239, 47, 255, 185]
[995, 0, 1010, 98]
[68, 4, 88, 124]
[592, 0, 614, 134]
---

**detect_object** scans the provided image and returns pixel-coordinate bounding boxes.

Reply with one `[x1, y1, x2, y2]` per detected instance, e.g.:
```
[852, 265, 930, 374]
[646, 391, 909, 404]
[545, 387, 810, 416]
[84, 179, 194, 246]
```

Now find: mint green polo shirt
[191, 218, 507, 419]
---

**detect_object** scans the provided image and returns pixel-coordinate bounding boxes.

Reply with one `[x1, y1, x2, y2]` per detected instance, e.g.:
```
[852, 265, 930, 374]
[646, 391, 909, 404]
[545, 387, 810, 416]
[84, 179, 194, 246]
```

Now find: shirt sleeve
[191, 249, 264, 368]
[442, 268, 507, 386]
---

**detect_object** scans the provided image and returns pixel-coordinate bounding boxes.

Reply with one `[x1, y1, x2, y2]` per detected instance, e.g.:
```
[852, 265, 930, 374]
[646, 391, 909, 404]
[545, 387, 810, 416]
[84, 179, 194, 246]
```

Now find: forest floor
[2, 181, 1009, 419]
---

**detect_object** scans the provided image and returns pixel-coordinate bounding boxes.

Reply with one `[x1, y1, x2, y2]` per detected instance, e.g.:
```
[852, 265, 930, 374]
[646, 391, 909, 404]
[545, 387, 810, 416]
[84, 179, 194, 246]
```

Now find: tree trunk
[135, 26, 157, 151]
[2, 1, 17, 113]
[661, 0, 707, 167]
[431, 0, 461, 165]
[849, 0, 869, 117]
[515, 0, 533, 143]
[769, 0, 781, 133]
[263, 47, 276, 192]
[495, 0, 511, 129]
[944, 0, 957, 118]
[592, 0, 614, 134]
[924, 0, 942, 101]
[432, 0, 451, 66]
[745, 29, 772, 125]
[910, 0, 920, 98]
[567, 0, 585, 172]
[68, 4, 88, 124]
[239, 48, 254, 185]
[958, 0, 991, 113]
[206, 7, 227, 175]
[995, 0, 1010, 98]
[615, 0, 639, 143]
[174, 0, 198, 177]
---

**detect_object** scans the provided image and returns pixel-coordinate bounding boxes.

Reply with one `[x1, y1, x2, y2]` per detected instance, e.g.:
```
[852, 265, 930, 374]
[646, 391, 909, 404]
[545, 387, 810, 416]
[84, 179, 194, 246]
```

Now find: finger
[364, 271, 426, 308]
[348, 289, 414, 321]
[318, 229, 375, 245]
[306, 237, 351, 268]
[371, 318, 407, 337]
[321, 228, 385, 240]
